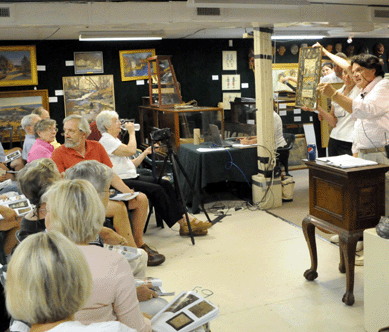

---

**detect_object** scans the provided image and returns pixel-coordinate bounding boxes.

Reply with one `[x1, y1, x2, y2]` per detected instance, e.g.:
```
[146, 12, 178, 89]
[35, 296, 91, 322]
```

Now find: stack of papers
[316, 154, 378, 169]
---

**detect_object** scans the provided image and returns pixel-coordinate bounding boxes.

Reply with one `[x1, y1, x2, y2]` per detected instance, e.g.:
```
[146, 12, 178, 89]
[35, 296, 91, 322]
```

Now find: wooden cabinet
[139, 106, 224, 151]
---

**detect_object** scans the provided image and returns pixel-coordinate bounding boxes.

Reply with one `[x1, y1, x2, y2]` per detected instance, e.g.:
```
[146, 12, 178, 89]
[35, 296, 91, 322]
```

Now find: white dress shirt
[351, 77, 389, 152]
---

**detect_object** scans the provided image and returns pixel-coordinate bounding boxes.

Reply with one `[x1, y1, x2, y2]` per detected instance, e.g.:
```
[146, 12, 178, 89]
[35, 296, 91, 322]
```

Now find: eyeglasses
[46, 127, 58, 132]
[61, 129, 82, 136]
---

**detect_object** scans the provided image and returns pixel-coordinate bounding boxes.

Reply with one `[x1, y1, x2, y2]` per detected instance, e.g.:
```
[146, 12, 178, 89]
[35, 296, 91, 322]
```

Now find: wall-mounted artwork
[62, 75, 115, 122]
[119, 49, 155, 81]
[295, 47, 322, 108]
[74, 51, 104, 74]
[0, 89, 49, 142]
[222, 74, 240, 90]
[0, 45, 38, 87]
[223, 92, 241, 110]
[272, 63, 298, 93]
[222, 51, 237, 71]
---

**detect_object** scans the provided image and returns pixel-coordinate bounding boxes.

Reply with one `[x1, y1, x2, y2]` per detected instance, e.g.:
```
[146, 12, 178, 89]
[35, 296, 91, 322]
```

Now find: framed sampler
[295, 47, 322, 108]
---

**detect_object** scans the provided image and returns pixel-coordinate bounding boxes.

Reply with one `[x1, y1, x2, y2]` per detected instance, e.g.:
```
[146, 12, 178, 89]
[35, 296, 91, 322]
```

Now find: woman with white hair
[97, 110, 212, 236]
[43, 179, 151, 332]
[27, 119, 58, 162]
[5, 230, 135, 331]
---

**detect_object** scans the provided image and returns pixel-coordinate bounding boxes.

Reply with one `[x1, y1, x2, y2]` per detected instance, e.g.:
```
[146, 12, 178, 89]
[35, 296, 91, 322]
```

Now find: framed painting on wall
[119, 49, 155, 81]
[74, 51, 104, 74]
[0, 45, 38, 87]
[272, 63, 298, 93]
[62, 75, 115, 122]
[295, 47, 322, 108]
[0, 89, 49, 142]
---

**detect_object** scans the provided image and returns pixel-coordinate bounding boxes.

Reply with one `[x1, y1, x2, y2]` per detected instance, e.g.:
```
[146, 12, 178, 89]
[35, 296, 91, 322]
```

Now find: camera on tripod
[150, 128, 172, 142]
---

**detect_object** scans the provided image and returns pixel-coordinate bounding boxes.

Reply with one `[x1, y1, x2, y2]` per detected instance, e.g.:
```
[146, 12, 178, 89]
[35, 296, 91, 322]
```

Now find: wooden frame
[319, 83, 343, 148]
[119, 49, 155, 81]
[74, 51, 104, 74]
[0, 89, 49, 142]
[62, 75, 115, 121]
[0, 45, 38, 87]
[272, 63, 298, 92]
[295, 47, 322, 108]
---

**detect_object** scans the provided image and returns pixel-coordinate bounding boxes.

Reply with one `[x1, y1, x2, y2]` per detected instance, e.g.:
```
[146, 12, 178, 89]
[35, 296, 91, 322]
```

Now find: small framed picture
[222, 51, 237, 71]
[0, 45, 38, 87]
[74, 51, 104, 74]
[119, 49, 155, 81]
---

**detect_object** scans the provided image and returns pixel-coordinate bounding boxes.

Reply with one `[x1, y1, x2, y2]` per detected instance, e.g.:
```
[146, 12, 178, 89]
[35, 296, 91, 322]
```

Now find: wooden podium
[302, 160, 389, 305]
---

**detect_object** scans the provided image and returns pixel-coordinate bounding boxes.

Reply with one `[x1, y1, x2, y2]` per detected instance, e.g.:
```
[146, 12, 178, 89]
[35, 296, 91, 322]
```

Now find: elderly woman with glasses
[27, 119, 58, 163]
[43, 179, 152, 332]
[96, 110, 212, 237]
[5, 231, 136, 332]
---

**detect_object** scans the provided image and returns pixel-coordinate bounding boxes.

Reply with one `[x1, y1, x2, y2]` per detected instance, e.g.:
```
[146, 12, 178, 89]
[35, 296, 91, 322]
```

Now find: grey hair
[31, 107, 47, 117]
[34, 119, 56, 138]
[96, 110, 119, 134]
[5, 231, 92, 325]
[21, 114, 40, 130]
[64, 160, 114, 195]
[63, 114, 91, 136]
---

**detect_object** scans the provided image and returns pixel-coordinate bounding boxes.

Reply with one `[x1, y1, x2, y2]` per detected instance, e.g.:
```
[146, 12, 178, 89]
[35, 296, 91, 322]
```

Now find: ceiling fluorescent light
[79, 31, 164, 41]
[271, 35, 326, 40]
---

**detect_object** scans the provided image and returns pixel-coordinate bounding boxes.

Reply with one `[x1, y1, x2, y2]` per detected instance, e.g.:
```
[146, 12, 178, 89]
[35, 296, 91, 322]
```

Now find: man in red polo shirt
[52, 114, 165, 266]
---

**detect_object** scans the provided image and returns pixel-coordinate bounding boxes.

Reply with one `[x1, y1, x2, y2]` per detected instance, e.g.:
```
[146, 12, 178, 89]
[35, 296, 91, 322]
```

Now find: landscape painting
[0, 45, 38, 87]
[0, 89, 49, 142]
[62, 74, 115, 121]
[119, 49, 155, 81]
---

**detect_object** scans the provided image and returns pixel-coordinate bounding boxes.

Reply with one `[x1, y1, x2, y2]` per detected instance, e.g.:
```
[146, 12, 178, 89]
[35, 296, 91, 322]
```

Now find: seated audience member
[31, 107, 61, 149]
[64, 160, 148, 277]
[16, 158, 136, 249]
[239, 111, 287, 149]
[96, 110, 212, 236]
[43, 179, 152, 332]
[0, 206, 19, 265]
[65, 160, 168, 314]
[5, 231, 136, 332]
[51, 114, 165, 266]
[21, 114, 41, 162]
[0, 143, 22, 195]
[27, 119, 57, 163]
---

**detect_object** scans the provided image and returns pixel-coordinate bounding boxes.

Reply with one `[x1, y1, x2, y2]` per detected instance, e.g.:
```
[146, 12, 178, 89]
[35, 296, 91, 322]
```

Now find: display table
[302, 160, 389, 305]
[177, 143, 258, 213]
[139, 106, 223, 151]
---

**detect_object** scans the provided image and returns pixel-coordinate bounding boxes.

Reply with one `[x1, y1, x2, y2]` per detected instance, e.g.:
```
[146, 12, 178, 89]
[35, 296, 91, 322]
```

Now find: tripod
[151, 138, 212, 245]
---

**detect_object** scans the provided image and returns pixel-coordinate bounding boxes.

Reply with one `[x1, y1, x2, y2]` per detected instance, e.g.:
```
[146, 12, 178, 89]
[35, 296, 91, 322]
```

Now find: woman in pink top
[43, 179, 151, 332]
[27, 119, 57, 163]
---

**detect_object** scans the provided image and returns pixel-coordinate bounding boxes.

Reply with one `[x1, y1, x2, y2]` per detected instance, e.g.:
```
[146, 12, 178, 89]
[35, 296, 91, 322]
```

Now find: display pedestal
[364, 228, 389, 332]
